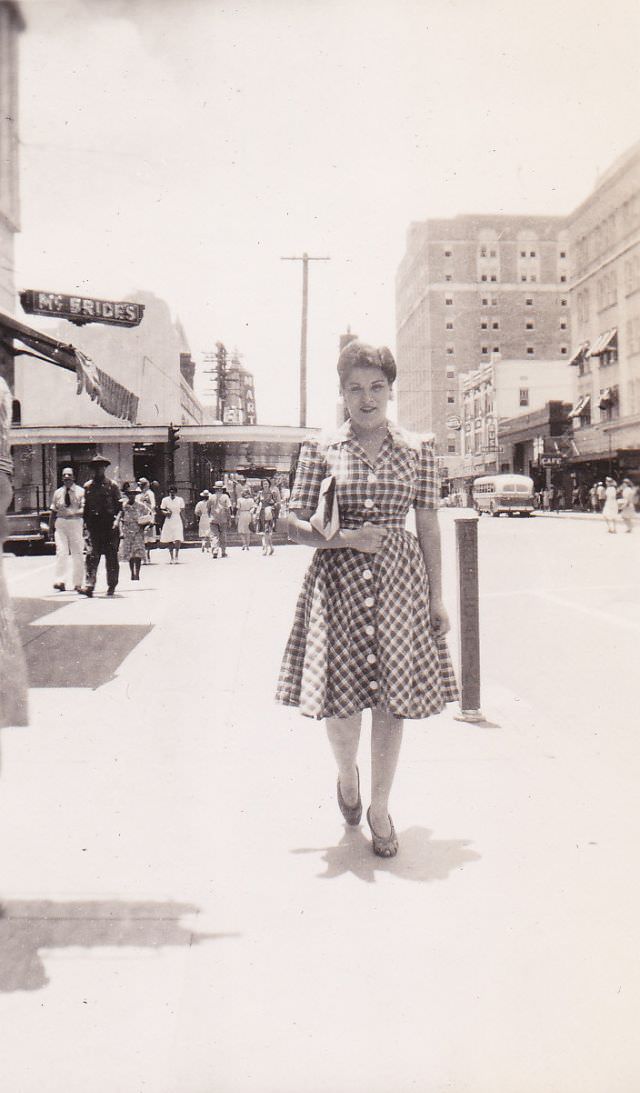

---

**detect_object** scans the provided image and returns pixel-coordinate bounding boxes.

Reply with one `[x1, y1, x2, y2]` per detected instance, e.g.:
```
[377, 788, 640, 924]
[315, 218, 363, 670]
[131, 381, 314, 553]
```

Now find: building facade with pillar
[0, 1, 23, 378]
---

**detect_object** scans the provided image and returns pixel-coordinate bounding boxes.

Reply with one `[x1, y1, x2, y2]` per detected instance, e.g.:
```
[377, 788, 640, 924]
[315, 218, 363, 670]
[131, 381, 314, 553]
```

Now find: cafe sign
[20, 289, 145, 328]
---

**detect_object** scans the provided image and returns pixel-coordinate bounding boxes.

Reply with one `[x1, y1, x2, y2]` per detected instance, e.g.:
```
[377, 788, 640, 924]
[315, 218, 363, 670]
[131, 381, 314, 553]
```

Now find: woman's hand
[341, 522, 387, 554]
[430, 598, 451, 636]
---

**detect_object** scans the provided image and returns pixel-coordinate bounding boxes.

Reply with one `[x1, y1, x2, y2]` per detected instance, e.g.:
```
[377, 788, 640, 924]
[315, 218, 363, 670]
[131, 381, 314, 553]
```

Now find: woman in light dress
[117, 484, 152, 580]
[137, 477, 158, 563]
[194, 490, 212, 552]
[619, 478, 637, 534]
[0, 376, 28, 728]
[602, 476, 619, 533]
[236, 487, 255, 551]
[159, 484, 185, 562]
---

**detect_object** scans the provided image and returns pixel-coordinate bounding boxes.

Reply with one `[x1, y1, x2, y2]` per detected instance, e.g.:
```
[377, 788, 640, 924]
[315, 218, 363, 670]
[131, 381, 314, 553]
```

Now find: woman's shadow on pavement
[292, 825, 480, 884]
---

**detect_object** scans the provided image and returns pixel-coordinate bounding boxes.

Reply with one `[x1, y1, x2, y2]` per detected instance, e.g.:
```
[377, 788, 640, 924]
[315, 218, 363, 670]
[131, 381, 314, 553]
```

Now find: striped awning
[0, 310, 139, 424]
[568, 394, 591, 419]
[589, 328, 617, 357]
[568, 341, 590, 367]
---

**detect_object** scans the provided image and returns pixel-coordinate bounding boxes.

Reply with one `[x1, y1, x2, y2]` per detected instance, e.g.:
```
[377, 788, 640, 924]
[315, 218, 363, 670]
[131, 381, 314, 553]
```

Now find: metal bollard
[454, 511, 484, 723]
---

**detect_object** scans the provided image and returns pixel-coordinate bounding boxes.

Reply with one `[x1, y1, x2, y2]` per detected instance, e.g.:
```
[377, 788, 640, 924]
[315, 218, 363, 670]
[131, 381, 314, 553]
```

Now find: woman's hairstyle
[337, 340, 396, 386]
[168, 483, 177, 491]
[261, 477, 271, 487]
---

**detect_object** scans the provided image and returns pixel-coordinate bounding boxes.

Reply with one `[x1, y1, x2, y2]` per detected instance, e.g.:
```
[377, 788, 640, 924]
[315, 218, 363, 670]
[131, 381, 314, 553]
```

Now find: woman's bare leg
[370, 708, 404, 837]
[326, 713, 362, 806]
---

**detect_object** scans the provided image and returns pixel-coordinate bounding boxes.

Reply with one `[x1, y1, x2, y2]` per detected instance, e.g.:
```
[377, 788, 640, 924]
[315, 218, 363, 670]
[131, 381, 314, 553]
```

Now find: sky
[13, 0, 640, 428]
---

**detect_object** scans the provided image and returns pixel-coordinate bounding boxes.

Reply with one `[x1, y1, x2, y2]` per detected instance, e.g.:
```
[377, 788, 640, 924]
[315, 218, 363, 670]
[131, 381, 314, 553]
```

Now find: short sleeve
[289, 440, 326, 513]
[414, 438, 438, 510]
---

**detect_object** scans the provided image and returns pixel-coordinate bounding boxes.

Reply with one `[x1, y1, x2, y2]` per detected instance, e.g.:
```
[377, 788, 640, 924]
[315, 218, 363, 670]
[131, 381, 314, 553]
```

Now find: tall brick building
[395, 215, 570, 455]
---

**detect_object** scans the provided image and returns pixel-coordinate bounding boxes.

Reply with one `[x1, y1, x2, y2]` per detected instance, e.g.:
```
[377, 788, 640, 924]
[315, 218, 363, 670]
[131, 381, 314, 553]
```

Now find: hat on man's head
[200, 490, 210, 498]
[125, 483, 141, 494]
[214, 480, 224, 488]
[90, 453, 111, 466]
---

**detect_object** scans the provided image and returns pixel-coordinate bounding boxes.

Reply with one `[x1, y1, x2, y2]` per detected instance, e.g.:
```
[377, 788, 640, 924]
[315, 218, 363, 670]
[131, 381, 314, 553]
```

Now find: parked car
[3, 509, 53, 553]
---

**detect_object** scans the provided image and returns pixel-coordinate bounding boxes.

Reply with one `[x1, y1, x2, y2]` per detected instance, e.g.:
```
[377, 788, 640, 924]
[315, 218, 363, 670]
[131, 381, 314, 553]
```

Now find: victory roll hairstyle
[337, 340, 397, 386]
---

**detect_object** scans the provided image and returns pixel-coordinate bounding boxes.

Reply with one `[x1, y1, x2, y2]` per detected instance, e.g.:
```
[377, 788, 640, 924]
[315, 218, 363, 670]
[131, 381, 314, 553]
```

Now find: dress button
[364, 596, 375, 608]
[364, 498, 374, 509]
[365, 624, 375, 637]
[362, 569, 373, 580]
[367, 653, 377, 665]
[369, 680, 379, 691]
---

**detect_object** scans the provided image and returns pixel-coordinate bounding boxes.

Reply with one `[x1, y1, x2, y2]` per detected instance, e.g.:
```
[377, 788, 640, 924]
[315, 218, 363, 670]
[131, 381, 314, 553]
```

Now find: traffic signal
[168, 423, 181, 453]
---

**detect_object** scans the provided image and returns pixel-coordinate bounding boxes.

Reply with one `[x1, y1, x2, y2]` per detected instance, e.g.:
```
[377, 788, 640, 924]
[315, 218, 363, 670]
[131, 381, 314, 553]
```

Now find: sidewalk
[0, 534, 638, 1093]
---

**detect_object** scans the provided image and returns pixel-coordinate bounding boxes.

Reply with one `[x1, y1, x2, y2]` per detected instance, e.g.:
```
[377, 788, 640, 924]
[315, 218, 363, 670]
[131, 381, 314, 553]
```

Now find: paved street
[1, 513, 639, 1093]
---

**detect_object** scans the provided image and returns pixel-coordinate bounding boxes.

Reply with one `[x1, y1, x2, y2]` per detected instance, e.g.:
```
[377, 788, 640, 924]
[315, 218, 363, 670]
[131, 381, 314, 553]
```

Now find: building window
[445, 274, 452, 281]
[444, 249, 452, 257]
[480, 246, 487, 258]
[560, 298, 567, 306]
[481, 346, 488, 355]
[530, 250, 536, 258]
[527, 347, 534, 355]
[560, 346, 568, 355]
[521, 275, 528, 282]
[445, 321, 453, 330]
[526, 298, 533, 306]
[481, 320, 488, 329]
[492, 320, 499, 330]
[490, 274, 497, 282]
[493, 346, 500, 354]
[446, 345, 454, 354]
[447, 393, 455, 404]
[560, 274, 567, 282]
[445, 296, 453, 306]
[526, 321, 534, 330]
[560, 320, 567, 330]
[530, 274, 537, 282]
[560, 250, 566, 259]
[481, 297, 488, 306]
[519, 388, 529, 406]
[447, 442, 456, 453]
[446, 368, 455, 378]
[520, 250, 526, 258]
[481, 274, 487, 281]
[491, 297, 498, 306]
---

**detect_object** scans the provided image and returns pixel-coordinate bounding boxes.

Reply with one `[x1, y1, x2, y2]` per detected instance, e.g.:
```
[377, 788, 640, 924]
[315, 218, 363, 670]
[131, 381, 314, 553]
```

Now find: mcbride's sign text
[20, 290, 145, 328]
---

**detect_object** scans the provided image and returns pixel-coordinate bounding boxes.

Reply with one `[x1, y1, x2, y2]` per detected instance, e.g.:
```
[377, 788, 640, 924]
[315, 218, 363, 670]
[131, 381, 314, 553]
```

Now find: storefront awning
[568, 341, 590, 367]
[0, 309, 139, 424]
[568, 394, 591, 419]
[589, 328, 617, 357]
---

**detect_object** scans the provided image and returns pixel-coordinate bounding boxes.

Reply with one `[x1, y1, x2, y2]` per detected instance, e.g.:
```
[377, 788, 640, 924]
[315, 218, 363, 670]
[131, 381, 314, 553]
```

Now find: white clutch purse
[309, 475, 340, 539]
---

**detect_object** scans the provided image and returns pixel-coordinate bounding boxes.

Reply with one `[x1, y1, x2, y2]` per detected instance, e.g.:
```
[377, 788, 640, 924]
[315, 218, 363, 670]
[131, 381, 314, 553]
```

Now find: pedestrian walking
[276, 339, 457, 859]
[79, 454, 121, 598]
[589, 483, 598, 512]
[236, 487, 254, 550]
[0, 376, 28, 728]
[137, 477, 158, 563]
[256, 478, 279, 555]
[602, 476, 618, 533]
[208, 481, 231, 558]
[619, 478, 637, 533]
[542, 486, 550, 511]
[117, 484, 151, 580]
[159, 484, 185, 563]
[194, 490, 212, 552]
[49, 466, 85, 592]
[596, 481, 606, 512]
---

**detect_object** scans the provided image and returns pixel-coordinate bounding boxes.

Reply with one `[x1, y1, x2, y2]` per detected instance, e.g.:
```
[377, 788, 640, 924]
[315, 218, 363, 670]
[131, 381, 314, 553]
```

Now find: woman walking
[256, 478, 277, 556]
[159, 484, 185, 562]
[619, 478, 637, 533]
[117, 484, 151, 581]
[236, 487, 255, 551]
[138, 477, 158, 563]
[602, 476, 618, 533]
[195, 490, 212, 552]
[276, 340, 457, 858]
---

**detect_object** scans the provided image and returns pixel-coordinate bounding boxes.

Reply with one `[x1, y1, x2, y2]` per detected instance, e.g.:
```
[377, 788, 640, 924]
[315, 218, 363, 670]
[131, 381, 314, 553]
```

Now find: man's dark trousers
[85, 521, 120, 591]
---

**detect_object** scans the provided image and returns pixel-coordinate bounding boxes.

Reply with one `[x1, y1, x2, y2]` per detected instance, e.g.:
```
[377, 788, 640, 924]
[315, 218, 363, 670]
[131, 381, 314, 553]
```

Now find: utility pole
[281, 252, 330, 427]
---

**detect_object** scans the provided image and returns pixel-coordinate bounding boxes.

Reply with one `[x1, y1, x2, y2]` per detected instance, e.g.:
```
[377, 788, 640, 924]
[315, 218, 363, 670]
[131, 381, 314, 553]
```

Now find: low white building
[459, 356, 575, 473]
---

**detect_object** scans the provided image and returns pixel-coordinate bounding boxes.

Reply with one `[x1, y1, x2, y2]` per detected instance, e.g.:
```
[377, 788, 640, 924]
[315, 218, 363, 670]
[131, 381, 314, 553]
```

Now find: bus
[472, 474, 535, 517]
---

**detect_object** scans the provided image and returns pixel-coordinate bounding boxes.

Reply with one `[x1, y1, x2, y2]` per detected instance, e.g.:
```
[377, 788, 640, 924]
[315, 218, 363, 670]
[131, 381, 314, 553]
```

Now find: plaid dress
[276, 420, 458, 720]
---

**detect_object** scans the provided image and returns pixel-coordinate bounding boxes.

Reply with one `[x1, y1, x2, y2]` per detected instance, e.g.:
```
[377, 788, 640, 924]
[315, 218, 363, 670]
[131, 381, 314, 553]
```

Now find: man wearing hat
[207, 481, 231, 558]
[79, 453, 122, 597]
[49, 466, 85, 592]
